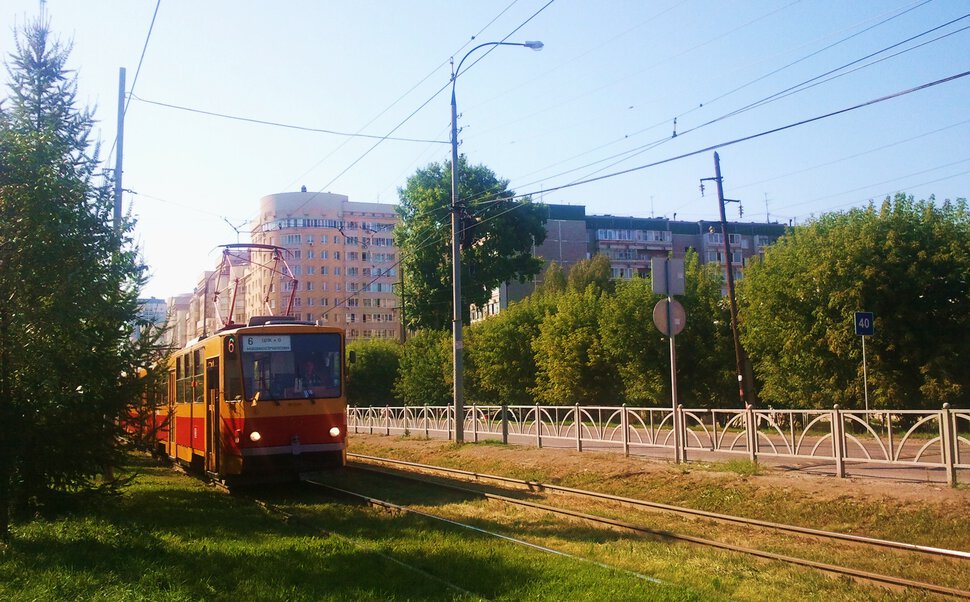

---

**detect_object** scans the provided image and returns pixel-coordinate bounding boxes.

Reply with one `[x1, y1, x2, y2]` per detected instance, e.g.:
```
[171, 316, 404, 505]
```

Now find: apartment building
[474, 204, 786, 320]
[247, 191, 401, 342]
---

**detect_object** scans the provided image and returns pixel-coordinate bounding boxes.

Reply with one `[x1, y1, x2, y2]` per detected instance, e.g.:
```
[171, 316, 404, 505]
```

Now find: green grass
[345, 434, 970, 600]
[0, 456, 699, 601]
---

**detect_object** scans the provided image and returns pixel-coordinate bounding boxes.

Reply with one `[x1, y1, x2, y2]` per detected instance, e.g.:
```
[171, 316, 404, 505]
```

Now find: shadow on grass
[7, 460, 646, 601]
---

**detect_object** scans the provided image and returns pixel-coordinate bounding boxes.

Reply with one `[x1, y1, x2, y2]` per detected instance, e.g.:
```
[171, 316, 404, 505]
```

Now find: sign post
[652, 257, 686, 463]
[854, 312, 874, 414]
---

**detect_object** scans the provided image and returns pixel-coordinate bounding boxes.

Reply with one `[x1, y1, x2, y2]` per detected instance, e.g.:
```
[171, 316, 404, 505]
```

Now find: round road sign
[653, 299, 686, 336]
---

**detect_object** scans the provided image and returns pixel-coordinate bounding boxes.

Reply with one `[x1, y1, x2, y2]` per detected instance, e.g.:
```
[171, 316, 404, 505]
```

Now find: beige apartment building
[247, 191, 401, 342]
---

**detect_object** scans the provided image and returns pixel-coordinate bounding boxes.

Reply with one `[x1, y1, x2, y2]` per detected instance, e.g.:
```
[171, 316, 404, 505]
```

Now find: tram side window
[193, 349, 204, 403]
[175, 355, 186, 404]
[225, 359, 243, 402]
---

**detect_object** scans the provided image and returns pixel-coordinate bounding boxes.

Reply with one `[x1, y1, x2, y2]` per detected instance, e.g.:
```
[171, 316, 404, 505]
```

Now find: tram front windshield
[240, 333, 342, 400]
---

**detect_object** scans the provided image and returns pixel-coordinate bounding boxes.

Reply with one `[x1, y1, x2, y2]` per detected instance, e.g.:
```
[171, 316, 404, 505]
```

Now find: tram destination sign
[243, 335, 292, 352]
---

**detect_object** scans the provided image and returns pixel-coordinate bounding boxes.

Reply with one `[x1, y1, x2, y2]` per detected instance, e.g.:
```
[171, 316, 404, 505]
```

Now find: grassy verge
[0, 455, 699, 601]
[345, 433, 970, 600]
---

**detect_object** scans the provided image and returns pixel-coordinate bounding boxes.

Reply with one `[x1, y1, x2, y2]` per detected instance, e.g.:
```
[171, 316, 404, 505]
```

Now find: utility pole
[702, 152, 748, 407]
[113, 67, 126, 232]
[450, 58, 465, 444]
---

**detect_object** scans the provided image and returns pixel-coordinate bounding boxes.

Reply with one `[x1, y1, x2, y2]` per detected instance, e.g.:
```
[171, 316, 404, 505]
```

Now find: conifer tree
[0, 19, 150, 539]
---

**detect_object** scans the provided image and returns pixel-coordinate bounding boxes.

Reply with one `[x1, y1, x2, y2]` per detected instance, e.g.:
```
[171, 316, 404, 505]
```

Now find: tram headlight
[249, 431, 262, 442]
[329, 426, 341, 438]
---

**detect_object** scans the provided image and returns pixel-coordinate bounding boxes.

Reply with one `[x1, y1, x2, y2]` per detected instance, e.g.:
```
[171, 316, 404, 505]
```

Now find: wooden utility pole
[703, 152, 748, 407]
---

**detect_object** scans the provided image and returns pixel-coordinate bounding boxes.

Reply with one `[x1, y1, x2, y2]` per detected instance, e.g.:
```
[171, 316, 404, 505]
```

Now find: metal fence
[348, 403, 970, 486]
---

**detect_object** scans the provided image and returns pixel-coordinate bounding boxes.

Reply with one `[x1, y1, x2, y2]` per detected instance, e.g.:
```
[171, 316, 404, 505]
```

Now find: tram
[152, 317, 348, 482]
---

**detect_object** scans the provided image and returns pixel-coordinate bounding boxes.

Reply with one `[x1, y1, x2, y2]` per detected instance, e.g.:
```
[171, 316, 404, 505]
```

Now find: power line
[502, 3, 961, 195]
[300, 68, 970, 323]
[129, 94, 448, 144]
[730, 117, 970, 192]
[497, 12, 970, 202]
[774, 157, 970, 213]
[280, 0, 523, 194]
[469, 68, 970, 215]
[278, 0, 555, 221]
[105, 0, 161, 167]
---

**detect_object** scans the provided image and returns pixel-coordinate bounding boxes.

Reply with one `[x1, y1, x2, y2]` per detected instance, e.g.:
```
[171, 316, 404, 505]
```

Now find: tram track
[241, 485, 486, 600]
[345, 453, 970, 600]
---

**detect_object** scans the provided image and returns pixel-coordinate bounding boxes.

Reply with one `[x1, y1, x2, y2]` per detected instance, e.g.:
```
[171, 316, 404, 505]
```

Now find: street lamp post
[450, 40, 542, 443]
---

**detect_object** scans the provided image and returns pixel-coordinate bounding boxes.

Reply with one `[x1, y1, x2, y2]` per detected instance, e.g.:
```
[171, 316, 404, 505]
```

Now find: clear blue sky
[3, 1, 968, 299]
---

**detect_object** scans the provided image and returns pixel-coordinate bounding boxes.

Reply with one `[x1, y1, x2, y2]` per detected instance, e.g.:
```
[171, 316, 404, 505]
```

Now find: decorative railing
[348, 403, 969, 486]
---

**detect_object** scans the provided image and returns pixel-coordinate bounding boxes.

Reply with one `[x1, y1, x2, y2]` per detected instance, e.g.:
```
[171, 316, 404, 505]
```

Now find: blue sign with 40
[854, 312, 875, 336]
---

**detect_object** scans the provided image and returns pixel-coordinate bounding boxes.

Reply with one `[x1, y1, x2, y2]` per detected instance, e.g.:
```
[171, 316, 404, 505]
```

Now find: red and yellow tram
[152, 318, 347, 482]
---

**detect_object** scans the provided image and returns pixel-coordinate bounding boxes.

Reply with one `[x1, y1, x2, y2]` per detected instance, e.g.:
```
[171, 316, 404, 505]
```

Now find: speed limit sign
[854, 312, 874, 336]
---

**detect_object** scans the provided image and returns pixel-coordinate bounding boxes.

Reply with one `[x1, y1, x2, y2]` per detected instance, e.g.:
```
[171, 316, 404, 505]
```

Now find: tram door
[205, 357, 220, 473]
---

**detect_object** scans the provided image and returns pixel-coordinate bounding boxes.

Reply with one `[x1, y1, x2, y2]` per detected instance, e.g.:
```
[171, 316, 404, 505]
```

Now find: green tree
[739, 195, 970, 409]
[394, 156, 547, 330]
[566, 254, 614, 295]
[466, 295, 552, 406]
[535, 261, 566, 296]
[598, 276, 666, 404]
[393, 329, 452, 406]
[673, 252, 737, 407]
[0, 19, 147, 538]
[347, 339, 402, 406]
[597, 251, 734, 407]
[531, 288, 619, 405]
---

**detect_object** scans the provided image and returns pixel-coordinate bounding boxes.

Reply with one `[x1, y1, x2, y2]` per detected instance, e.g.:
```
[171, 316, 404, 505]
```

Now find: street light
[450, 40, 542, 444]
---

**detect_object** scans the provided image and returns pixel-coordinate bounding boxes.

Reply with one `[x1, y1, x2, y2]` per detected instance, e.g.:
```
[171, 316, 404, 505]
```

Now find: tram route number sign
[854, 312, 874, 336]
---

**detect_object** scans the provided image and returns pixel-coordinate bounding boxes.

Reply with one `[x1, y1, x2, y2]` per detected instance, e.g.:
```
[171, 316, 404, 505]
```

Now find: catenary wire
[506, 0, 932, 187]
[104, 0, 162, 172]
[276, 0, 555, 222]
[499, 4, 965, 198]
[280, 0, 523, 194]
[128, 94, 448, 144]
[454, 69, 970, 236]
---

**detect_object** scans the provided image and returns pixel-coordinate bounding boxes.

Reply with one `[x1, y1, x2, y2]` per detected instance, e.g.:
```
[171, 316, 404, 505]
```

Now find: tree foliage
[566, 254, 614, 295]
[394, 156, 547, 330]
[596, 251, 735, 407]
[531, 287, 619, 405]
[393, 329, 452, 406]
[0, 19, 150, 537]
[347, 339, 402, 406]
[466, 295, 552, 406]
[739, 195, 970, 409]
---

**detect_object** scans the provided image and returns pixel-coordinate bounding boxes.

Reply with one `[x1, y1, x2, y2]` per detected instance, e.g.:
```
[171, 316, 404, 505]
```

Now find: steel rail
[349, 452, 970, 560]
[344, 462, 970, 600]
[301, 477, 668, 587]
[243, 488, 485, 600]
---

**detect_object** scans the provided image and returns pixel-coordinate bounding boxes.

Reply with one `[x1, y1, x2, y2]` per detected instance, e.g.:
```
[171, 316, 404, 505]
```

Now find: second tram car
[153, 318, 348, 482]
